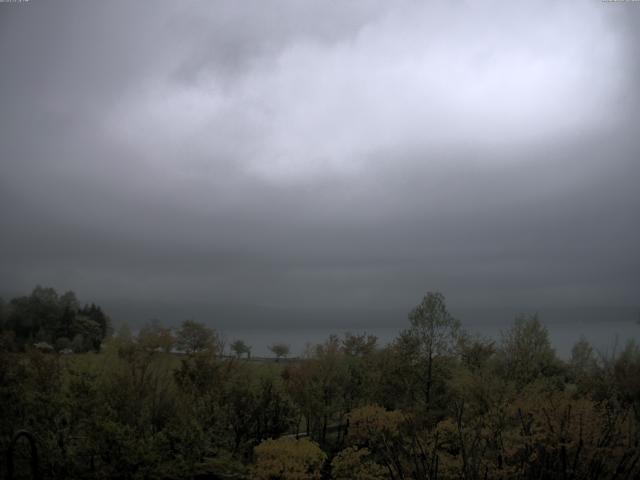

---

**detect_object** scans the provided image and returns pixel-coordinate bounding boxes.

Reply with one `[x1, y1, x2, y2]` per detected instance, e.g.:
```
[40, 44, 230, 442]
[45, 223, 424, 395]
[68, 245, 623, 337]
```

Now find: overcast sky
[1, 0, 639, 315]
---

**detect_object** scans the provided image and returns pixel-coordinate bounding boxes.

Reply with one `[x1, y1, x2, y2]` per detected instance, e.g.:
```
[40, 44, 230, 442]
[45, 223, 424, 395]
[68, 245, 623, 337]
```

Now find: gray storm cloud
[0, 0, 638, 319]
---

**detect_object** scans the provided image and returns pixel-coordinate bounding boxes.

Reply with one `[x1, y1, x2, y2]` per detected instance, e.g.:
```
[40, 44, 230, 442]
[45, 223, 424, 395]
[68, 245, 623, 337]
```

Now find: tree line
[0, 286, 295, 362]
[0, 288, 639, 479]
[0, 286, 111, 353]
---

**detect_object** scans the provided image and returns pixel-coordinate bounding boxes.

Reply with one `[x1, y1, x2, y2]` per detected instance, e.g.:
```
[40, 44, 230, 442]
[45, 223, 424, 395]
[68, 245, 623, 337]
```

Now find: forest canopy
[0, 286, 111, 353]
[1, 289, 639, 479]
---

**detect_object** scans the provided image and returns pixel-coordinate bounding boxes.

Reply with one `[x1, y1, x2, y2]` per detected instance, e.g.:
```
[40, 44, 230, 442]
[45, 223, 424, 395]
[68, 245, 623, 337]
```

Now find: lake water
[115, 302, 640, 359]
[223, 318, 640, 359]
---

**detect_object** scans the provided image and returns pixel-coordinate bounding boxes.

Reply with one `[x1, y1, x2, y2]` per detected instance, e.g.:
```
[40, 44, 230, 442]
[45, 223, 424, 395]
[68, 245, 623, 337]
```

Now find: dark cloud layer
[1, 1, 639, 324]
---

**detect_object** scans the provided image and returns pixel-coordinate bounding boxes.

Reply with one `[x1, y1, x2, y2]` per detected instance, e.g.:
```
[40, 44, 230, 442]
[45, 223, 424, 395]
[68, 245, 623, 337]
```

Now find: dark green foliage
[2, 286, 111, 352]
[175, 319, 219, 354]
[80, 303, 112, 347]
[269, 342, 290, 361]
[495, 313, 560, 385]
[138, 319, 175, 353]
[230, 339, 252, 358]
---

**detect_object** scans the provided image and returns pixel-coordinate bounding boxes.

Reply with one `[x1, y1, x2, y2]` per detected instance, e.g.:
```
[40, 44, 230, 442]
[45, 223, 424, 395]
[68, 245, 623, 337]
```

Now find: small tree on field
[269, 343, 290, 362]
[175, 319, 220, 354]
[230, 339, 251, 359]
[138, 319, 174, 353]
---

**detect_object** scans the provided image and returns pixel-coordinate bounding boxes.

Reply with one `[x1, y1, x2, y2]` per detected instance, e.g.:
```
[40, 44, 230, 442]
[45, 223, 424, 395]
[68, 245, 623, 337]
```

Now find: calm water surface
[223, 319, 640, 359]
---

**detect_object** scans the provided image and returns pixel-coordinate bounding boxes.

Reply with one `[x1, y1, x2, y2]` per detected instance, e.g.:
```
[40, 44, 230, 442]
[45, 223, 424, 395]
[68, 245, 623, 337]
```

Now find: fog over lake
[110, 301, 640, 358]
[221, 318, 640, 359]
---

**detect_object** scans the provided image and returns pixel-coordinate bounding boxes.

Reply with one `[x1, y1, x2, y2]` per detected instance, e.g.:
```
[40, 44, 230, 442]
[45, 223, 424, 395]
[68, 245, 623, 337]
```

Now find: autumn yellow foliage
[251, 437, 326, 480]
